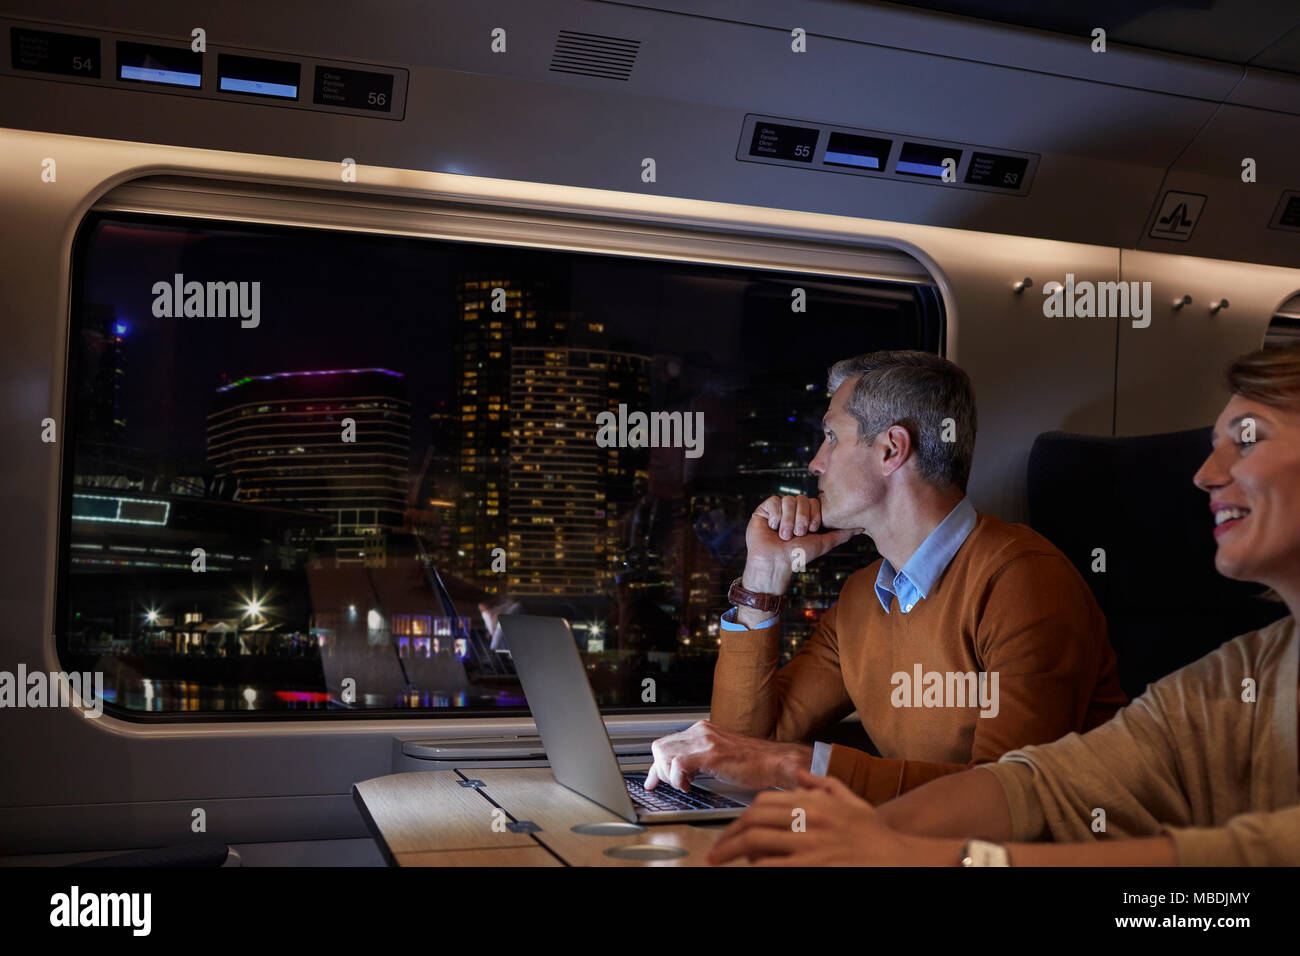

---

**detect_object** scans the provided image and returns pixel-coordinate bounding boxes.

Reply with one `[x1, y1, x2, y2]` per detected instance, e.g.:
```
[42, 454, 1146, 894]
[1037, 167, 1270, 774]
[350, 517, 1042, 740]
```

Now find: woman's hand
[707, 770, 954, 866]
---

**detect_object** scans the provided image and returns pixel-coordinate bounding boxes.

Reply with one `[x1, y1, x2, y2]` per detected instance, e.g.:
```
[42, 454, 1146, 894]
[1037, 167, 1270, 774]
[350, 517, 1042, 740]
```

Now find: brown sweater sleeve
[980, 618, 1300, 864]
[965, 552, 1124, 759]
[824, 746, 981, 804]
[710, 600, 855, 742]
[824, 554, 1124, 803]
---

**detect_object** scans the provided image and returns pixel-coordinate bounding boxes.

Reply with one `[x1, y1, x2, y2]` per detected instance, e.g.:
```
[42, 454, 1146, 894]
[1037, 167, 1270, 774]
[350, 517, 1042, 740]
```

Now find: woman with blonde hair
[710, 343, 1300, 866]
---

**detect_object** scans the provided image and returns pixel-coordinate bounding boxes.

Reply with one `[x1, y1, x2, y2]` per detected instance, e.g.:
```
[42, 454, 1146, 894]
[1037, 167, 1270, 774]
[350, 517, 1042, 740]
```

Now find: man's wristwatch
[960, 839, 1011, 866]
[727, 577, 785, 614]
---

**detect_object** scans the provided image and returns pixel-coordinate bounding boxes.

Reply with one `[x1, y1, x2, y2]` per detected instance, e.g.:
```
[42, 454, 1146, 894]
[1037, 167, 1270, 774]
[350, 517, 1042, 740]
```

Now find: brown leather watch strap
[727, 577, 785, 614]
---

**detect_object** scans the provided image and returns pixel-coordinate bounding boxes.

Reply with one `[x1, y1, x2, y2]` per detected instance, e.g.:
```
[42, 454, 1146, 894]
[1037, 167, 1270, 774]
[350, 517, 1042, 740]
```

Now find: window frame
[58, 177, 945, 722]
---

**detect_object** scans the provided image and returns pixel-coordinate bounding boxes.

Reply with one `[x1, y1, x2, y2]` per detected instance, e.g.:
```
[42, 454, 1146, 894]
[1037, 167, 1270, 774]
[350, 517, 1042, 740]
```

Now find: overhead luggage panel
[617, 0, 1249, 100]
[1139, 90, 1300, 267]
[0, 0, 1294, 263]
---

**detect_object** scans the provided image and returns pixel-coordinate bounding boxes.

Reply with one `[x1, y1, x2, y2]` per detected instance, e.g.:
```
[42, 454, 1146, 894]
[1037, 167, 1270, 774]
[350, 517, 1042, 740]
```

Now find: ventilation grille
[550, 30, 640, 81]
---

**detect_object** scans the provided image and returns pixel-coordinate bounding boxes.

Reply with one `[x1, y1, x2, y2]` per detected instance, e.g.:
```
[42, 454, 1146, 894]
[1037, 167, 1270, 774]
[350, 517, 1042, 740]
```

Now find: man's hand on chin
[707, 770, 953, 866]
[644, 720, 814, 793]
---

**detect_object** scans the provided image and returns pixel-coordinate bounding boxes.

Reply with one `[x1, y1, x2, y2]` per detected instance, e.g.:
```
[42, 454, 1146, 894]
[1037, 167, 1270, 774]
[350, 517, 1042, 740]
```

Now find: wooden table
[353, 766, 744, 866]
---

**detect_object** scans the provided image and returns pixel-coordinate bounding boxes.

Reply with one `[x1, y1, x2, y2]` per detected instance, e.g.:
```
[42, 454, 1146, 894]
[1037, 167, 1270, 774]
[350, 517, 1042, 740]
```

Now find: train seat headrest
[1026, 427, 1287, 697]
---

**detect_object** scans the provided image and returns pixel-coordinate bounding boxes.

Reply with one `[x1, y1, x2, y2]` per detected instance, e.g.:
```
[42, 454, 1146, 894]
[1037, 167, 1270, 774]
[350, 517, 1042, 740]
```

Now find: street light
[235, 586, 269, 622]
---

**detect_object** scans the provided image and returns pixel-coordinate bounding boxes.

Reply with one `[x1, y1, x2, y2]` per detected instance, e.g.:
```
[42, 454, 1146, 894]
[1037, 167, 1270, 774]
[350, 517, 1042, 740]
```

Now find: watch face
[963, 840, 1009, 866]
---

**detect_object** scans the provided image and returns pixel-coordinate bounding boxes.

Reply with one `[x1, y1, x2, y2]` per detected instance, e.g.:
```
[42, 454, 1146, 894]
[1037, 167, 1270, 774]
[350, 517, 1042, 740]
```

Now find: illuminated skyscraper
[206, 368, 411, 565]
[405, 401, 458, 563]
[452, 273, 555, 589]
[77, 302, 128, 444]
[507, 347, 651, 596]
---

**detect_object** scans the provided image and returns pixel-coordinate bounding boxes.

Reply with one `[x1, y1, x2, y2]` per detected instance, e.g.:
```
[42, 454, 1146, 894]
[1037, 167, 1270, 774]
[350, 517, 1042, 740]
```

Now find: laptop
[500, 614, 756, 822]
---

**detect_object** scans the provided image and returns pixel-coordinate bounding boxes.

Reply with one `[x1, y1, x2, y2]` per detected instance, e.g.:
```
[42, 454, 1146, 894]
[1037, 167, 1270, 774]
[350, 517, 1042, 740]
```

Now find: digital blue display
[897, 161, 946, 176]
[823, 132, 891, 171]
[826, 152, 880, 169]
[117, 41, 202, 88]
[220, 76, 297, 98]
[218, 54, 301, 101]
[896, 143, 961, 180]
[119, 65, 200, 87]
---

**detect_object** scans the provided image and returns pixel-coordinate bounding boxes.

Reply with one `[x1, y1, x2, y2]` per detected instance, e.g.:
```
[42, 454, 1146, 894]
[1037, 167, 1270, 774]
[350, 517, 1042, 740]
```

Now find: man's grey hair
[826, 350, 977, 493]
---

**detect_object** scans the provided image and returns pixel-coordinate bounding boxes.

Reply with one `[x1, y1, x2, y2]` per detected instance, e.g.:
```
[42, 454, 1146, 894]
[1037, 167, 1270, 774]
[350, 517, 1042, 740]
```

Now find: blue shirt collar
[874, 496, 977, 613]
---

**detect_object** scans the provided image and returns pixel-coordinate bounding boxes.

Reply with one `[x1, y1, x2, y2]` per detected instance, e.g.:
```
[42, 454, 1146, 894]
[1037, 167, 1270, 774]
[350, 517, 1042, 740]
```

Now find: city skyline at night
[61, 212, 927, 711]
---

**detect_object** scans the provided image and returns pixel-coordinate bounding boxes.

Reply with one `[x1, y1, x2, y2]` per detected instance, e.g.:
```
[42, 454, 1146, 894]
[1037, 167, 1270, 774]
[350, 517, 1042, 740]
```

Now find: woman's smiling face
[1193, 394, 1300, 590]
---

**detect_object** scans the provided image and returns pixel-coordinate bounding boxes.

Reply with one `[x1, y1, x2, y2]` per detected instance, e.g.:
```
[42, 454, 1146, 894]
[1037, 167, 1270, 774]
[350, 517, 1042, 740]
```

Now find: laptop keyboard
[622, 772, 746, 812]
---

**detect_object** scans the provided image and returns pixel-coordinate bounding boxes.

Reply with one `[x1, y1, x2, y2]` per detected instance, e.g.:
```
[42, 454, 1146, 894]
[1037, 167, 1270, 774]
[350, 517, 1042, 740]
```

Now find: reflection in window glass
[60, 213, 941, 716]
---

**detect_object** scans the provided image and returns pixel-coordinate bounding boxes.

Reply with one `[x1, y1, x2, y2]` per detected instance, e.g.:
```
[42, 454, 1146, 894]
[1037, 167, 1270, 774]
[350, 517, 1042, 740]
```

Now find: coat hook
[1172, 294, 1192, 311]
[1210, 299, 1229, 314]
[1012, 277, 1033, 294]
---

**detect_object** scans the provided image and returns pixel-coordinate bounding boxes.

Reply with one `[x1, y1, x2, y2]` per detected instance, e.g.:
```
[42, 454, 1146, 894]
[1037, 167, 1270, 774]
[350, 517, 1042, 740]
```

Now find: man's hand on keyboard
[645, 719, 813, 793]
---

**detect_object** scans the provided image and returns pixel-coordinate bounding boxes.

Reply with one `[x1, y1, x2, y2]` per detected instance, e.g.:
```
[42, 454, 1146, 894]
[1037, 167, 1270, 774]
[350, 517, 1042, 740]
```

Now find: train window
[1265, 293, 1300, 349]
[59, 198, 942, 718]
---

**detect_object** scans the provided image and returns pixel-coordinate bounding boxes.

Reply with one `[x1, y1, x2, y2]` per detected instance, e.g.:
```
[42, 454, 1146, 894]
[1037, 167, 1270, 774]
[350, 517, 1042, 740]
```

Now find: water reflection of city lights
[273, 690, 330, 703]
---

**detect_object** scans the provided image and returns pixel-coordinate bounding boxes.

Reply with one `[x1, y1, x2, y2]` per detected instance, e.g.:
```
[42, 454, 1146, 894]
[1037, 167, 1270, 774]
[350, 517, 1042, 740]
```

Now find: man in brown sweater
[709, 616, 1299, 866]
[646, 350, 1127, 803]
[709, 358, 1300, 865]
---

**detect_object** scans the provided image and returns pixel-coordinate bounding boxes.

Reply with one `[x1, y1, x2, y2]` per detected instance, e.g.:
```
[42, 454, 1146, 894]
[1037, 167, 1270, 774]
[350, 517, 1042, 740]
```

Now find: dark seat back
[69, 840, 234, 867]
[1027, 428, 1287, 699]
